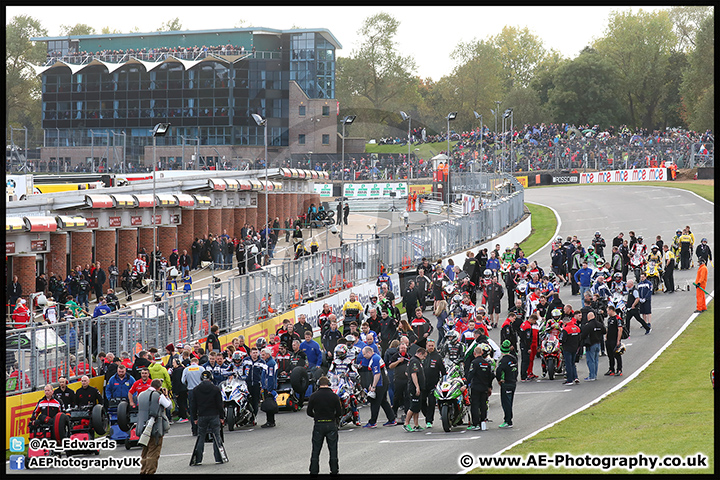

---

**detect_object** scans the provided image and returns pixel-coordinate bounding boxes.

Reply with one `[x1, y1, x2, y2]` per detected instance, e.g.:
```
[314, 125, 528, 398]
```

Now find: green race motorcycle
[434, 359, 469, 432]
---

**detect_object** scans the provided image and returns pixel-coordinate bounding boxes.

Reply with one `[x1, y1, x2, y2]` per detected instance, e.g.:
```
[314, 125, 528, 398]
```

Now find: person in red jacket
[560, 312, 583, 385]
[30, 384, 64, 431]
[519, 314, 539, 381]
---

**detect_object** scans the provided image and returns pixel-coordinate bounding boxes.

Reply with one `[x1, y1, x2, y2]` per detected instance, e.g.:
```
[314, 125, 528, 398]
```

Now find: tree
[547, 47, 624, 127]
[336, 12, 418, 138]
[60, 23, 96, 36]
[101, 26, 122, 34]
[529, 51, 567, 118]
[594, 9, 677, 129]
[6, 15, 47, 132]
[158, 17, 182, 32]
[680, 12, 714, 131]
[490, 26, 548, 91]
[503, 86, 547, 128]
[668, 6, 713, 52]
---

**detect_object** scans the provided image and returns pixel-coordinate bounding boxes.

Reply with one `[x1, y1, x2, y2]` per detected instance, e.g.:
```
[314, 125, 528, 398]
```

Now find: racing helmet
[506, 246, 512, 251]
[256, 337, 267, 349]
[588, 246, 594, 252]
[476, 305, 487, 316]
[651, 245, 659, 252]
[676, 230, 682, 235]
[447, 330, 460, 344]
[595, 231, 601, 237]
[445, 284, 455, 294]
[345, 335, 356, 345]
[519, 265, 527, 272]
[637, 236, 643, 242]
[548, 272, 556, 282]
[334, 343, 348, 360]
[551, 308, 562, 320]
[483, 269, 492, 278]
[232, 351, 244, 363]
[615, 343, 626, 355]
[479, 343, 492, 358]
[516, 282, 527, 294]
[613, 272, 622, 280]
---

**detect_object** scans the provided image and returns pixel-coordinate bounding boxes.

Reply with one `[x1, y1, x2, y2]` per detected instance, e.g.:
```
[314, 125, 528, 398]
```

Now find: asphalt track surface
[10, 184, 714, 475]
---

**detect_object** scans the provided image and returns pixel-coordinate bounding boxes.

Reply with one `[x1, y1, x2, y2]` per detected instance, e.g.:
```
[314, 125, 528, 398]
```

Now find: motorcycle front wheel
[441, 405, 452, 432]
[547, 357, 556, 380]
[226, 405, 236, 431]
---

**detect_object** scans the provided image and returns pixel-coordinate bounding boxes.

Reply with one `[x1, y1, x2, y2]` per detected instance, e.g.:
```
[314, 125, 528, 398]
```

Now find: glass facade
[39, 29, 337, 163]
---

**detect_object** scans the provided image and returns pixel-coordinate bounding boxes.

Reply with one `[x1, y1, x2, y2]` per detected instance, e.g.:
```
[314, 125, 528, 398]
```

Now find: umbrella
[630, 134, 642, 142]
[528, 139, 539, 146]
[582, 129, 595, 135]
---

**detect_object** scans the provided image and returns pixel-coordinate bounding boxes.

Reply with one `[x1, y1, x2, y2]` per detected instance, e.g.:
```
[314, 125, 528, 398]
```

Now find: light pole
[252, 113, 270, 261]
[503, 108, 513, 174]
[473, 111, 483, 175]
[445, 112, 457, 215]
[151, 122, 171, 301]
[400, 110, 411, 176]
[494, 100, 501, 172]
[340, 115, 356, 247]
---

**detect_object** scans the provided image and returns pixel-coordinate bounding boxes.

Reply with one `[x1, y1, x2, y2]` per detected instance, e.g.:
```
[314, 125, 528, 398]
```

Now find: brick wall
[233, 208, 246, 238]
[157, 226, 177, 259]
[70, 230, 92, 270]
[94, 230, 116, 272]
[48, 232, 68, 278]
[118, 229, 138, 272]
[15, 254, 36, 300]
[208, 208, 222, 237]
[177, 209, 195, 254]
[194, 209, 209, 239]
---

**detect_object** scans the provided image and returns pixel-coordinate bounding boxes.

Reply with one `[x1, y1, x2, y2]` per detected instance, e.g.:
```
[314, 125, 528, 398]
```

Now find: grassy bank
[520, 203, 557, 257]
[470, 301, 715, 474]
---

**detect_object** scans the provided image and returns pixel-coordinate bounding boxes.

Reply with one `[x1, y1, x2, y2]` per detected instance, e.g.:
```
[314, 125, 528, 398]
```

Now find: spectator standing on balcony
[8, 275, 22, 308]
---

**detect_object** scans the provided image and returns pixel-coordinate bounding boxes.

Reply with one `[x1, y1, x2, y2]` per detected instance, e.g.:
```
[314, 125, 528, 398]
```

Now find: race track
[10, 184, 714, 475]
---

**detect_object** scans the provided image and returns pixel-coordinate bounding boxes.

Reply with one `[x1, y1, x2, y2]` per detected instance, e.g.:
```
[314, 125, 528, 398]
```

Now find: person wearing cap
[661, 244, 676, 293]
[495, 340, 518, 428]
[307, 375, 343, 475]
[190, 370, 226, 466]
[696, 238, 712, 266]
[10, 298, 31, 329]
[694, 258, 708, 313]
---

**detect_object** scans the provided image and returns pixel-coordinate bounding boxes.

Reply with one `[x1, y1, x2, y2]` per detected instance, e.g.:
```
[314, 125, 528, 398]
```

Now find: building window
[299, 134, 306, 145]
[322, 105, 330, 116]
[322, 134, 329, 145]
[299, 105, 306, 116]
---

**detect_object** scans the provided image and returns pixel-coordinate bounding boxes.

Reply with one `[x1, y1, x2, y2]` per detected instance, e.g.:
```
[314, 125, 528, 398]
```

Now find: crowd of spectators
[46, 43, 254, 64]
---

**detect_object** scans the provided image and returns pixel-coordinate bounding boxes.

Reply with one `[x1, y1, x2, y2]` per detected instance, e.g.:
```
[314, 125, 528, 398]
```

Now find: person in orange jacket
[694, 258, 708, 313]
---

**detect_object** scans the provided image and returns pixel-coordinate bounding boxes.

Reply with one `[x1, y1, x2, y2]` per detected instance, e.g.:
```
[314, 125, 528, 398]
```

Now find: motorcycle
[630, 254, 645, 283]
[608, 290, 626, 317]
[220, 377, 256, 431]
[540, 336, 564, 381]
[328, 373, 360, 428]
[434, 359, 469, 432]
[130, 271, 149, 294]
[645, 260, 662, 292]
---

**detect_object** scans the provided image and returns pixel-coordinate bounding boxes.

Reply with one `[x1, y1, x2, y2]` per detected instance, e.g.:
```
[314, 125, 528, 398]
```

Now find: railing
[42, 50, 263, 66]
[6, 173, 524, 396]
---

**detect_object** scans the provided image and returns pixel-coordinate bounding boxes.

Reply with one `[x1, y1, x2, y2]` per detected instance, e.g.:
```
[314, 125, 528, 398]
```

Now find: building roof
[31, 26, 342, 50]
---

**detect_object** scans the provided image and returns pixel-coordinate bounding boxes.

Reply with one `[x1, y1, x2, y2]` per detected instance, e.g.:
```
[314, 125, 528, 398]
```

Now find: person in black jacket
[171, 357, 189, 422]
[581, 305, 606, 382]
[307, 376, 343, 475]
[205, 324, 222, 354]
[190, 371, 227, 466]
[421, 339, 446, 429]
[466, 346, 494, 430]
[75, 375, 103, 407]
[402, 280, 421, 316]
[495, 340, 518, 428]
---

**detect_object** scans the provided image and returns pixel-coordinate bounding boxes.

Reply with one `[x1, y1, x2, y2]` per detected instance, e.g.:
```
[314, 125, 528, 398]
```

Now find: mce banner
[580, 167, 667, 184]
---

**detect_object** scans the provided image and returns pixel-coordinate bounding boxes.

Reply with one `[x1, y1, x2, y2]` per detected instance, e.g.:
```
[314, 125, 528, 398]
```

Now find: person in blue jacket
[105, 363, 135, 401]
[300, 330, 323, 377]
[260, 348, 278, 428]
[573, 261, 593, 308]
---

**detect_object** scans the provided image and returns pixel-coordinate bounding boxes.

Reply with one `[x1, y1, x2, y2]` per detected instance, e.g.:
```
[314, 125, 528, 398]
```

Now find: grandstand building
[30, 27, 341, 170]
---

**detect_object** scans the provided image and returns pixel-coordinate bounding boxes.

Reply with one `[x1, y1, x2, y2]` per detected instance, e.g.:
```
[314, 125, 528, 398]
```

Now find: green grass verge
[470, 301, 715, 474]
[520, 203, 557, 257]
[365, 141, 459, 161]
[531, 181, 714, 204]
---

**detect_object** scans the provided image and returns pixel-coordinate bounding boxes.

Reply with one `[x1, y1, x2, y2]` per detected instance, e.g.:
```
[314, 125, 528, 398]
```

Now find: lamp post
[400, 110, 411, 177]
[340, 115, 356, 247]
[503, 108, 513, 174]
[473, 111, 483, 175]
[151, 123, 171, 301]
[494, 101, 501, 172]
[445, 112, 457, 217]
[252, 113, 270, 261]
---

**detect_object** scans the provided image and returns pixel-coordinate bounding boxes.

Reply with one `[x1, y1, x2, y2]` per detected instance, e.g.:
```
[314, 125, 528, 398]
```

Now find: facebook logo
[10, 455, 25, 470]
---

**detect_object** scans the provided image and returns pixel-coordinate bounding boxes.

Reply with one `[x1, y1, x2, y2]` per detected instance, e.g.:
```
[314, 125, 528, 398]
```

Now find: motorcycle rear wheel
[441, 405, 452, 432]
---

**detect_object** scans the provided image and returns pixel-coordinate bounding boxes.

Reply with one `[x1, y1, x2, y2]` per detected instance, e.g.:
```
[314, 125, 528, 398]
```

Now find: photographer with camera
[137, 379, 171, 474]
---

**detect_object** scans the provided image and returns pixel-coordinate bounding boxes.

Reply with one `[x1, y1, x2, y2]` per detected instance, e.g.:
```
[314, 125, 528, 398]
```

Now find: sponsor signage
[343, 182, 408, 199]
[131, 216, 142, 226]
[85, 217, 99, 229]
[7, 242, 15, 254]
[515, 176, 528, 188]
[31, 240, 47, 252]
[551, 174, 580, 184]
[313, 183, 333, 197]
[580, 167, 667, 184]
[109, 216, 121, 227]
[462, 194, 483, 215]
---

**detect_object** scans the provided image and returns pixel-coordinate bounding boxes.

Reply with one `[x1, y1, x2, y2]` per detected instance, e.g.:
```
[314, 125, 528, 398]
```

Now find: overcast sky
[7, 5, 667, 81]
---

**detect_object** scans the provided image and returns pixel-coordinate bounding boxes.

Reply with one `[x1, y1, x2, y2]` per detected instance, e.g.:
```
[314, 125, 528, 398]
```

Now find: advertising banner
[313, 183, 334, 197]
[462, 194, 483, 215]
[550, 173, 580, 184]
[579, 167, 667, 184]
[343, 183, 408, 199]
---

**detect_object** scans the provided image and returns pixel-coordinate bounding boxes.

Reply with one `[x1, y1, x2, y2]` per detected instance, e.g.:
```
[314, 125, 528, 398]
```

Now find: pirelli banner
[550, 173, 580, 184]
[579, 167, 668, 184]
